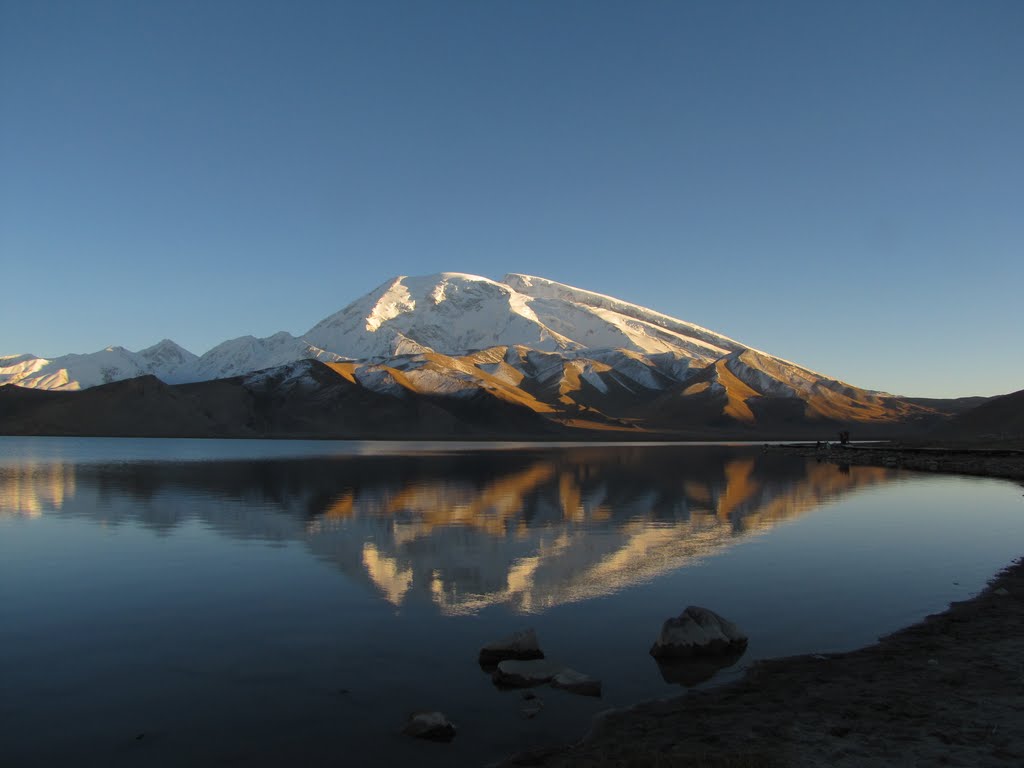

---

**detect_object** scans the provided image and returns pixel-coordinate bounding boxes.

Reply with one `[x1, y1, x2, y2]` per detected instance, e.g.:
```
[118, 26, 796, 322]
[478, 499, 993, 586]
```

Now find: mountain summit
[304, 272, 749, 362]
[1, 273, 946, 436]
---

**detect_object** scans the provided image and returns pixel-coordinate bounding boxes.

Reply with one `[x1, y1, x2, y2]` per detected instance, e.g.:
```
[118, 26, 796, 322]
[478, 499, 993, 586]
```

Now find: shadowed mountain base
[0, 354, 982, 440]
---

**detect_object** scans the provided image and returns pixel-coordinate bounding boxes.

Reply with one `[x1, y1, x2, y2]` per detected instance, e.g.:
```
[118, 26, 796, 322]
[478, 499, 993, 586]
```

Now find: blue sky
[1, 0, 1021, 398]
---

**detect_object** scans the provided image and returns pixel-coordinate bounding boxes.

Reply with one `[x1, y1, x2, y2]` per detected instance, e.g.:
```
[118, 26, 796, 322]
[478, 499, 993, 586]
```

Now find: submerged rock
[403, 711, 456, 742]
[492, 659, 564, 687]
[551, 669, 602, 697]
[479, 628, 544, 665]
[650, 606, 748, 659]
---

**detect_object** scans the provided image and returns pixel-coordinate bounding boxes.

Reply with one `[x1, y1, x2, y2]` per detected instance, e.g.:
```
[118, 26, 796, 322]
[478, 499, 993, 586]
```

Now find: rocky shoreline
[774, 442, 1024, 482]
[499, 447, 1024, 767]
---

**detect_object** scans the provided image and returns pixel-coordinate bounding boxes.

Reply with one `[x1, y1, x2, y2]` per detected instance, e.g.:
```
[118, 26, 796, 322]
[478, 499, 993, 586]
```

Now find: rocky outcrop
[649, 606, 748, 659]
[403, 711, 456, 742]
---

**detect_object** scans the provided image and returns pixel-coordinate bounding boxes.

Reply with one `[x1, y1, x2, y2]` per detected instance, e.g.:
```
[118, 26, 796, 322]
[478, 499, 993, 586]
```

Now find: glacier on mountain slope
[501, 273, 747, 357]
[0, 272, 874, 401]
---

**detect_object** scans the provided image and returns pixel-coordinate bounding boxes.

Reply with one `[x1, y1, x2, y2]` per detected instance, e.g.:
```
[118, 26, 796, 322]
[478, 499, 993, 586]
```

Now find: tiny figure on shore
[838, 430, 850, 445]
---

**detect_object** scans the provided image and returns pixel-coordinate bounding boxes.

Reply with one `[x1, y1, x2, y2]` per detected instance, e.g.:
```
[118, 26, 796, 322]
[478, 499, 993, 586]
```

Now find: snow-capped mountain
[3, 272, 939, 434]
[1, 272, 769, 390]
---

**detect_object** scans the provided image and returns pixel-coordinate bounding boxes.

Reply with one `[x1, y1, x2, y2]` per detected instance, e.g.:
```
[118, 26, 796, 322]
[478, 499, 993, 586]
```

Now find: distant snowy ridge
[0, 340, 198, 391]
[0, 272, 872, 399]
[190, 332, 344, 383]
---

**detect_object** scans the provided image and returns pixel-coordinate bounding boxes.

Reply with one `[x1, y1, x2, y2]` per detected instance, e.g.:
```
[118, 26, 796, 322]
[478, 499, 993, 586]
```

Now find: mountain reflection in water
[0, 445, 894, 614]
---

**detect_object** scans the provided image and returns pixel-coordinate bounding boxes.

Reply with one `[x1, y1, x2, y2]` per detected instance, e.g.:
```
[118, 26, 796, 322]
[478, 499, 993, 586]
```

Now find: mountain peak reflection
[1, 446, 896, 613]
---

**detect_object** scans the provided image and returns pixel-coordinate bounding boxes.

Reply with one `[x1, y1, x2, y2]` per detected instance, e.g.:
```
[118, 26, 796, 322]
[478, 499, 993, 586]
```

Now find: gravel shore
[499, 446, 1024, 767]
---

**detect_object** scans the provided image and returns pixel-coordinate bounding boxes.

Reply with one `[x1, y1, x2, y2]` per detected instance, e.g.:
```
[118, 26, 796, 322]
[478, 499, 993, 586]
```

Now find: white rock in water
[551, 669, 602, 697]
[492, 659, 564, 687]
[479, 628, 544, 664]
[403, 711, 456, 742]
[649, 606, 748, 659]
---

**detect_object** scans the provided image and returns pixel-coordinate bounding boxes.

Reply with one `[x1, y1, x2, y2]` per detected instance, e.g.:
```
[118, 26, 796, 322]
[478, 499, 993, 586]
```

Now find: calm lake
[1, 437, 1022, 767]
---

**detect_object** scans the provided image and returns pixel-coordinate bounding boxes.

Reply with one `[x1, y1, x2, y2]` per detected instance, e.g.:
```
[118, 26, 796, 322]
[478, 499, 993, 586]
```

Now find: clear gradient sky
[1, 0, 1021, 398]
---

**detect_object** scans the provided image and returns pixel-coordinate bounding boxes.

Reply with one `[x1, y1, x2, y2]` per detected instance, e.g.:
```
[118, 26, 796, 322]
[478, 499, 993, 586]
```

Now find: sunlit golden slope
[640, 348, 942, 433]
[713, 360, 760, 422]
[323, 340, 944, 435]
[2, 340, 950, 438]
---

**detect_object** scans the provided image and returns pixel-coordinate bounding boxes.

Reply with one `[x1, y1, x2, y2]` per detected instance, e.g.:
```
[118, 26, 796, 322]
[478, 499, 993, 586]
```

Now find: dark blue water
[1, 437, 1021, 767]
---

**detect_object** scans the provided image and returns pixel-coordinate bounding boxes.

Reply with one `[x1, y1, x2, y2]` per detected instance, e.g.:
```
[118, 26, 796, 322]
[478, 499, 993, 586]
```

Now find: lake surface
[1, 437, 1022, 767]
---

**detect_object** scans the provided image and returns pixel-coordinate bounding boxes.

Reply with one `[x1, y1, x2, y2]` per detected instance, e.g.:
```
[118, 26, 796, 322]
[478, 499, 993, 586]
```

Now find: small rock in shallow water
[479, 628, 544, 665]
[493, 659, 564, 687]
[403, 711, 456, 742]
[551, 669, 602, 697]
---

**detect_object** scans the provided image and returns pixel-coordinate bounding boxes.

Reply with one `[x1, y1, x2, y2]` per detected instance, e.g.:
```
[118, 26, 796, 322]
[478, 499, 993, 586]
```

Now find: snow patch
[366, 277, 416, 332]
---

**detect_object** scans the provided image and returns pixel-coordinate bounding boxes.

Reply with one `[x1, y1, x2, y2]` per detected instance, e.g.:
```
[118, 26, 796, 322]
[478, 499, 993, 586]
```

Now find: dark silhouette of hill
[932, 387, 1024, 441]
